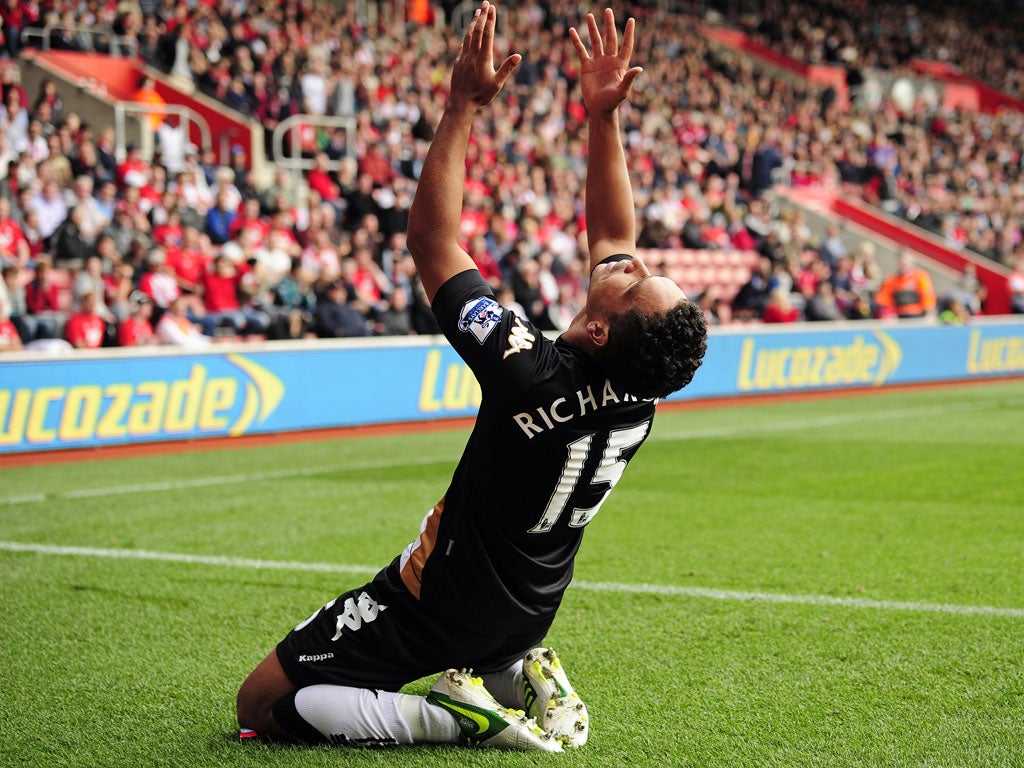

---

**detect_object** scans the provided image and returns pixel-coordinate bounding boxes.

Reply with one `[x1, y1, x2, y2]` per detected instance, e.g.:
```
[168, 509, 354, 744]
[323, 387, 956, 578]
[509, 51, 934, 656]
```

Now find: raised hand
[569, 8, 643, 114]
[449, 1, 521, 111]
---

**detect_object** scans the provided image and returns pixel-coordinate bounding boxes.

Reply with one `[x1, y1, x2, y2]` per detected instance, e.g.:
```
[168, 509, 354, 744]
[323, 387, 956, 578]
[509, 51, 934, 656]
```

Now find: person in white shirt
[156, 294, 211, 348]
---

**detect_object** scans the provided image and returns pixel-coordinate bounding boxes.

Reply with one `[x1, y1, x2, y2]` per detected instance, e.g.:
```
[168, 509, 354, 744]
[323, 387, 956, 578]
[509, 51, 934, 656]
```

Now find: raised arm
[406, 1, 521, 304]
[569, 10, 643, 272]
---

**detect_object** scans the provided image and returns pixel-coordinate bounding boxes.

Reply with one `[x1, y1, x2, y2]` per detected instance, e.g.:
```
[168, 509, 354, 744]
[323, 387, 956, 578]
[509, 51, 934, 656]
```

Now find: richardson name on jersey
[513, 379, 652, 438]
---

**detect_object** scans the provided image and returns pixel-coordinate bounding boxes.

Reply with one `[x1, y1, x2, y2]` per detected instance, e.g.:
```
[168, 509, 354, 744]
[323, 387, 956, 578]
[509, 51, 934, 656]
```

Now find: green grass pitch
[2, 380, 1023, 768]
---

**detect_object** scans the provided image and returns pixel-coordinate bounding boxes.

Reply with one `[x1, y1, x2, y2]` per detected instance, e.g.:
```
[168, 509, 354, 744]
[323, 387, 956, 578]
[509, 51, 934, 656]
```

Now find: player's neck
[561, 311, 598, 356]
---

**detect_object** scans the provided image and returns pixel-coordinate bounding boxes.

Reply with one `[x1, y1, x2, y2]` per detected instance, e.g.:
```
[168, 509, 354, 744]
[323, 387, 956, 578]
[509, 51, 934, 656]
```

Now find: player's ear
[586, 318, 609, 349]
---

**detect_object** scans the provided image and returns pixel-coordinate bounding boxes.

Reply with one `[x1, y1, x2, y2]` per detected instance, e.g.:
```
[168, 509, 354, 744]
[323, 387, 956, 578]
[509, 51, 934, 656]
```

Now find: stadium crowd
[745, 0, 1024, 100]
[1, 0, 1024, 353]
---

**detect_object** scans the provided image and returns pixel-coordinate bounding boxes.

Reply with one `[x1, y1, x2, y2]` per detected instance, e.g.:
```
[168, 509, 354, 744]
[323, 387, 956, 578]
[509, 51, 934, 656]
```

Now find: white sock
[396, 693, 462, 743]
[291, 685, 459, 747]
[479, 659, 525, 710]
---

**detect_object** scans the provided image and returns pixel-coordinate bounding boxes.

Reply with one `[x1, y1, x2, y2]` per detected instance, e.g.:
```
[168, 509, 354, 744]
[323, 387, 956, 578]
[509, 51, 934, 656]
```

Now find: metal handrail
[270, 114, 357, 206]
[20, 23, 139, 57]
[113, 102, 212, 164]
[271, 113, 356, 167]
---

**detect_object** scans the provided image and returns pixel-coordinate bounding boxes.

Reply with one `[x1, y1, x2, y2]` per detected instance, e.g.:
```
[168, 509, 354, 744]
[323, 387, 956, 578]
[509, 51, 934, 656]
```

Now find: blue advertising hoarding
[1, 319, 1022, 454]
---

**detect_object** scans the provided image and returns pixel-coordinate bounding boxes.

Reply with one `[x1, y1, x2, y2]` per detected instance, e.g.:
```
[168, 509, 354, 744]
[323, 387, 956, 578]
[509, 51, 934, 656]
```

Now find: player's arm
[570, 10, 643, 272]
[406, 2, 520, 304]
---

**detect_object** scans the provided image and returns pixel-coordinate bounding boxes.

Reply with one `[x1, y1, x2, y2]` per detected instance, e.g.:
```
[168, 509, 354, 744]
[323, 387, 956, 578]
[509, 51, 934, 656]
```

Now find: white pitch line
[2, 541, 1022, 619]
[0, 457, 449, 505]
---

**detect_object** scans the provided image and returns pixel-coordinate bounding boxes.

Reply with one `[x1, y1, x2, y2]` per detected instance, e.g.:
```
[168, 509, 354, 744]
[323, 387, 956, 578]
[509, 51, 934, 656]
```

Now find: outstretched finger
[622, 65, 643, 95]
[620, 17, 635, 63]
[568, 26, 589, 60]
[463, 9, 479, 52]
[495, 53, 522, 88]
[585, 13, 603, 57]
[481, 2, 496, 58]
[602, 8, 618, 56]
[470, 3, 487, 51]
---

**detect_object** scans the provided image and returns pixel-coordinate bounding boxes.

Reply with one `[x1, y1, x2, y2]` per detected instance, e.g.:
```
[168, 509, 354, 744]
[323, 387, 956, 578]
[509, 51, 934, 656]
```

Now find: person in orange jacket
[875, 251, 936, 319]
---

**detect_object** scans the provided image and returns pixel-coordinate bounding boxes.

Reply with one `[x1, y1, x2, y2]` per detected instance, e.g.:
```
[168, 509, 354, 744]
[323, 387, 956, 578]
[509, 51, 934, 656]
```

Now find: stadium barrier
[2, 319, 1023, 455]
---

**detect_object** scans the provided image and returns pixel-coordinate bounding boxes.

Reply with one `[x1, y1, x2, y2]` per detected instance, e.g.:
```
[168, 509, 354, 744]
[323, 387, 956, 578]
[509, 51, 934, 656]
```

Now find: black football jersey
[387, 269, 656, 632]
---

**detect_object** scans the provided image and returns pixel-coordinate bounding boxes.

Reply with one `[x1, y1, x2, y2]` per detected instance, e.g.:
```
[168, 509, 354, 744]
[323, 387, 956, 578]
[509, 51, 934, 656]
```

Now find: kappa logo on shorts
[298, 653, 335, 663]
[458, 297, 504, 344]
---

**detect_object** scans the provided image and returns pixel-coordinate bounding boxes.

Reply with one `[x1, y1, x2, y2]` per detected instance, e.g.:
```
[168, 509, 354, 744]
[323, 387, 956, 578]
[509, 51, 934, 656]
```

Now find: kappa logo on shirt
[458, 297, 504, 344]
[503, 315, 536, 359]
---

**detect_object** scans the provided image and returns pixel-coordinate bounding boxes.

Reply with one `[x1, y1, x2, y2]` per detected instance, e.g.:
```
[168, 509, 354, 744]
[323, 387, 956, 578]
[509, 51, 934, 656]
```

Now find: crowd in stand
[745, 0, 1024, 99]
[2, 0, 1024, 353]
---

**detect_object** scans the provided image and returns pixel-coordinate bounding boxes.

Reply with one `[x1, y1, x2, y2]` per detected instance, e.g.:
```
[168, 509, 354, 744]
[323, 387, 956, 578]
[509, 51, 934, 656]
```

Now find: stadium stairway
[774, 187, 1015, 314]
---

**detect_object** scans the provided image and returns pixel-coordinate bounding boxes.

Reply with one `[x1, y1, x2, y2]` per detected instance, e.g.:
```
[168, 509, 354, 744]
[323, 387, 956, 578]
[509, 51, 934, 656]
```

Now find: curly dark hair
[594, 300, 708, 400]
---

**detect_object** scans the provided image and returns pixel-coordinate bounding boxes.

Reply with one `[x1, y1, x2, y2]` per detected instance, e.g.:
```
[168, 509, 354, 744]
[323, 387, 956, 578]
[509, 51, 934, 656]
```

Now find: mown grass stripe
[3, 541, 1022, 619]
[4, 400, 1017, 506]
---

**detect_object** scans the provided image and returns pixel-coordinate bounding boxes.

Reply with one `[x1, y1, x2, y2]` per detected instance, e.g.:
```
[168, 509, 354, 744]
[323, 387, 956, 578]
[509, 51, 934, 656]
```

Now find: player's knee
[236, 679, 271, 732]
[236, 652, 296, 733]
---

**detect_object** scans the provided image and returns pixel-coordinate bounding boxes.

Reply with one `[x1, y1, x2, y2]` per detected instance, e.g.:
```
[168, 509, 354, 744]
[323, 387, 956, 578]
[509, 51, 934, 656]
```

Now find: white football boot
[522, 647, 589, 747]
[427, 669, 563, 752]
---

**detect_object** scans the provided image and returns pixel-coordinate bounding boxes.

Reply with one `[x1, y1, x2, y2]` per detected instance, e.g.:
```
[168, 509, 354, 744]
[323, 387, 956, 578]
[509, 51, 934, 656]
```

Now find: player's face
[587, 255, 686, 319]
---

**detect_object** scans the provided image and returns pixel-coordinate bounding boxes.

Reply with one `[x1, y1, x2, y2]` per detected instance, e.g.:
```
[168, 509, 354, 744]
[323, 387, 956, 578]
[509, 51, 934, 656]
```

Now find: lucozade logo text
[0, 354, 284, 448]
[737, 332, 902, 392]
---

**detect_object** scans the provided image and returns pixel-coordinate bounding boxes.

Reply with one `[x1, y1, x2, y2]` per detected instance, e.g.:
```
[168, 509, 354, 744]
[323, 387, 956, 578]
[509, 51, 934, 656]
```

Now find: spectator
[64, 289, 107, 348]
[762, 286, 801, 323]
[204, 188, 239, 245]
[0, 86, 29, 153]
[132, 75, 167, 132]
[200, 254, 269, 337]
[952, 263, 987, 315]
[72, 255, 116, 323]
[874, 251, 937, 319]
[138, 249, 181, 310]
[156, 294, 210, 348]
[29, 179, 68, 243]
[1009, 257, 1024, 314]
[0, 196, 29, 267]
[314, 279, 370, 338]
[732, 256, 774, 320]
[269, 260, 316, 340]
[104, 260, 136, 323]
[939, 297, 971, 325]
[1, 263, 33, 341]
[64, 175, 109, 244]
[117, 291, 157, 346]
[0, 301, 22, 351]
[375, 284, 413, 336]
[24, 258, 67, 338]
[804, 280, 843, 321]
[165, 223, 209, 298]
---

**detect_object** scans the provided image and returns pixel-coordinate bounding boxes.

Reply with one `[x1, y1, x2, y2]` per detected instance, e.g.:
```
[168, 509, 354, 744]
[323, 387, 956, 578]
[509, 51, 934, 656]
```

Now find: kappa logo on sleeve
[458, 297, 504, 344]
[503, 315, 536, 358]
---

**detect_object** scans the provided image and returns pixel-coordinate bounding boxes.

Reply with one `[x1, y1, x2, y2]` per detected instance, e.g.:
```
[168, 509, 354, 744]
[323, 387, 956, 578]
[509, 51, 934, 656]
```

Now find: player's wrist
[443, 95, 480, 117]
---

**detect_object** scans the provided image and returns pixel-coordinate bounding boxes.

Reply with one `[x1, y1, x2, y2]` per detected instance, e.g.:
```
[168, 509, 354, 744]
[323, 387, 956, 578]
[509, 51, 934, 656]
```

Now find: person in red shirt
[152, 207, 185, 249]
[358, 143, 397, 186]
[165, 224, 209, 295]
[0, 305, 22, 351]
[24, 259, 68, 338]
[229, 197, 271, 246]
[306, 151, 340, 203]
[200, 255, 270, 337]
[64, 290, 108, 348]
[117, 291, 156, 346]
[468, 233, 502, 289]
[0, 196, 29, 266]
[117, 142, 150, 189]
[761, 287, 801, 323]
